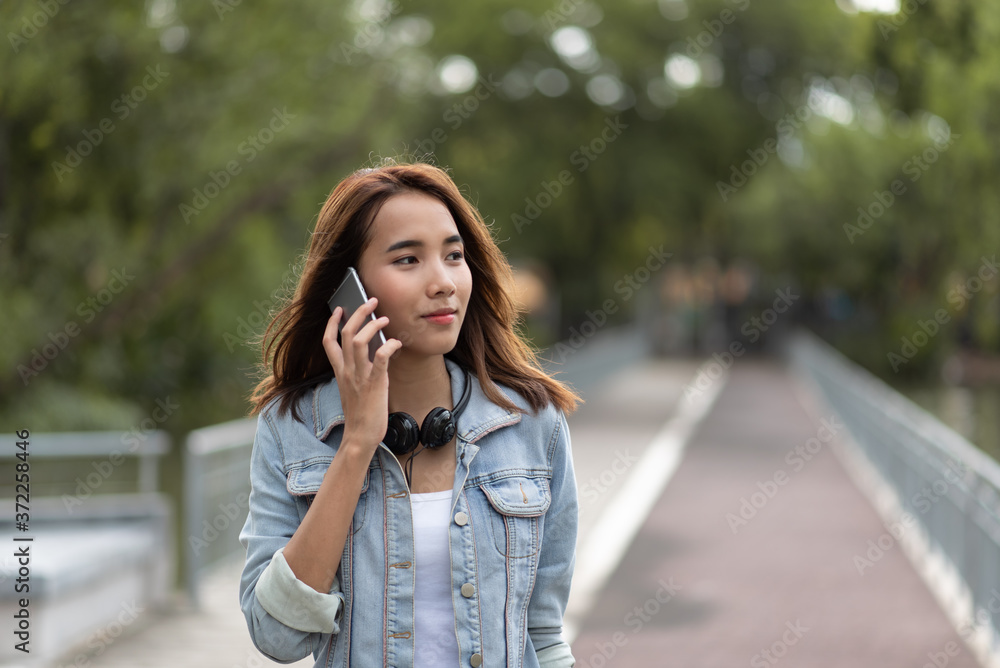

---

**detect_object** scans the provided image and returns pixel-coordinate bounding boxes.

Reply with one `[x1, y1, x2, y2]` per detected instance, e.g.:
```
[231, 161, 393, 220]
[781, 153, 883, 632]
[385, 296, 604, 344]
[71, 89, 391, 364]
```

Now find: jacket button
[470, 652, 483, 667]
[461, 583, 475, 598]
[454, 511, 469, 526]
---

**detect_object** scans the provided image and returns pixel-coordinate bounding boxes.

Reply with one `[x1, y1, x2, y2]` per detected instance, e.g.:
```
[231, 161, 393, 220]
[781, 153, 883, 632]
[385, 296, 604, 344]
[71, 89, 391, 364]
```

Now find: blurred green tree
[1, 0, 997, 434]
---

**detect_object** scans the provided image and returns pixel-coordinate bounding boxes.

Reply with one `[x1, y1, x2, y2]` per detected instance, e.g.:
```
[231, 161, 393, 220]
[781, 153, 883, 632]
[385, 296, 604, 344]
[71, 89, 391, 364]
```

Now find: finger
[341, 300, 377, 377]
[373, 337, 403, 370]
[352, 315, 388, 368]
[355, 315, 390, 351]
[343, 297, 379, 338]
[322, 307, 345, 374]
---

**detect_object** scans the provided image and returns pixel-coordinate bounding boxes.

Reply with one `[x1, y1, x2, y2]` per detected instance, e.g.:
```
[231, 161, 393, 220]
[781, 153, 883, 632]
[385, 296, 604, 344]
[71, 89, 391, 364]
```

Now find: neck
[387, 353, 452, 414]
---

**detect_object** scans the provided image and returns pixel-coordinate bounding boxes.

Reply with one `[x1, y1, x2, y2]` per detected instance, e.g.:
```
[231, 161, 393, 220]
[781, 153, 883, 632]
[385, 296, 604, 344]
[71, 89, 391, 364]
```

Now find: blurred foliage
[1, 0, 998, 433]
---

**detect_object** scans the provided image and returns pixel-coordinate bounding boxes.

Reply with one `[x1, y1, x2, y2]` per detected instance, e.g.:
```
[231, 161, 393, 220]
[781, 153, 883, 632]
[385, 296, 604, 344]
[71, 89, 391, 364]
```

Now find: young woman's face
[356, 191, 473, 359]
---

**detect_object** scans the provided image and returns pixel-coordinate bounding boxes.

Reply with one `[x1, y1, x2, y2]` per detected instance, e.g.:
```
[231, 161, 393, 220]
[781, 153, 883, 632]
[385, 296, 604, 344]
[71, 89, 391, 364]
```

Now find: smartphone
[327, 267, 387, 363]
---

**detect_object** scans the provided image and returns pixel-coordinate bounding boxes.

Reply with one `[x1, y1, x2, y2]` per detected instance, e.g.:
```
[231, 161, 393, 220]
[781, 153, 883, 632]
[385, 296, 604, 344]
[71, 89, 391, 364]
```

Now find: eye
[393, 256, 417, 265]
[448, 250, 465, 261]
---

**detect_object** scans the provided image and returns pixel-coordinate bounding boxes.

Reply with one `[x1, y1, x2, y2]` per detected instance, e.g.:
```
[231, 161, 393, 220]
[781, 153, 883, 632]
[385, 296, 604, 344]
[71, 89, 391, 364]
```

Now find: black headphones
[383, 367, 472, 457]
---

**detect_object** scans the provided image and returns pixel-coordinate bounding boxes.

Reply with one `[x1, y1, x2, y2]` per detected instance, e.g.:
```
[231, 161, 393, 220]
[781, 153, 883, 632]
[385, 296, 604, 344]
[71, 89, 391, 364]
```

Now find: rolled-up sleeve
[256, 547, 345, 633]
[239, 410, 345, 663]
[528, 409, 578, 667]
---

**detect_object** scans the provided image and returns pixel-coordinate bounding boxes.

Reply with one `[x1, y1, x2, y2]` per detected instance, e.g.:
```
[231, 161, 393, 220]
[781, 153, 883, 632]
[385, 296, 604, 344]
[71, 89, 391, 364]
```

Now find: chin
[412, 336, 461, 358]
[390, 316, 463, 354]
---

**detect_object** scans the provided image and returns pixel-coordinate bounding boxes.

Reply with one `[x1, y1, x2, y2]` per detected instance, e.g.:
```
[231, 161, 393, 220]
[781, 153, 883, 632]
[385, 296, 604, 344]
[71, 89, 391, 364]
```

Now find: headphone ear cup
[384, 412, 420, 456]
[420, 407, 456, 449]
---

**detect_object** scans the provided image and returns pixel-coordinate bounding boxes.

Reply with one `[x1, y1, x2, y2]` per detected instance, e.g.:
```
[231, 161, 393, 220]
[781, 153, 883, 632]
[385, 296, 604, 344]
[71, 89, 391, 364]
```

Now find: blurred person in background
[239, 161, 582, 667]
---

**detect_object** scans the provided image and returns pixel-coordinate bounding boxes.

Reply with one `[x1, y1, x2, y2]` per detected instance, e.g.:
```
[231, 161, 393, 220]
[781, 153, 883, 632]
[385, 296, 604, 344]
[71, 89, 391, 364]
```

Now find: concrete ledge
[0, 494, 173, 666]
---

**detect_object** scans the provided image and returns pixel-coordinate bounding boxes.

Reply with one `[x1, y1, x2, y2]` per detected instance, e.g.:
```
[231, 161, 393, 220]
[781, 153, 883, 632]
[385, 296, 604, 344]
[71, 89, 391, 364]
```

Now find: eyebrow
[384, 234, 464, 253]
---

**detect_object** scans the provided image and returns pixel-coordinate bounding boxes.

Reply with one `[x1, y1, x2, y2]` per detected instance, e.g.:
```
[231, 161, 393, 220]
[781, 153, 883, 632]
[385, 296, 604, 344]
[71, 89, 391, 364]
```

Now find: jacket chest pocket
[479, 475, 551, 558]
[287, 459, 371, 535]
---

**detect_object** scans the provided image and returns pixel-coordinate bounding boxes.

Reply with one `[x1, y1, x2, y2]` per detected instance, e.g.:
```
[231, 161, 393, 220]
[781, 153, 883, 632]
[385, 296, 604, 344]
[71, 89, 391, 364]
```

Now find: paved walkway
[61, 357, 700, 668]
[66, 556, 313, 668]
[56, 357, 980, 667]
[570, 361, 981, 667]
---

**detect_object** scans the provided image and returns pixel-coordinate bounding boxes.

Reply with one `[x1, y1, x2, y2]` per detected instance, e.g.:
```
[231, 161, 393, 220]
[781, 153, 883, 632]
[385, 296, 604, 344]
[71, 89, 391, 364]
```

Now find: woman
[239, 161, 582, 668]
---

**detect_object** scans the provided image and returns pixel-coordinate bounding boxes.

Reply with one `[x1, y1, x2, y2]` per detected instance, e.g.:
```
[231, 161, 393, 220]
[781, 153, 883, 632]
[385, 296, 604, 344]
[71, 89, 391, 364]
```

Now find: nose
[426, 257, 456, 297]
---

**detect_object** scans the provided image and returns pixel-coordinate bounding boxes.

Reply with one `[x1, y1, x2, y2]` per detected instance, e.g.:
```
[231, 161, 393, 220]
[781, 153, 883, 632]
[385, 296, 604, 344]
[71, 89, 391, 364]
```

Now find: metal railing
[184, 417, 257, 605]
[0, 430, 170, 498]
[0, 430, 174, 665]
[790, 330, 1000, 656]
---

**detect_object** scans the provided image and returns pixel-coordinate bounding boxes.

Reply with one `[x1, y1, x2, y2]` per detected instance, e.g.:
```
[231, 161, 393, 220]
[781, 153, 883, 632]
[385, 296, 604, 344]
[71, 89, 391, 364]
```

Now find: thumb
[373, 338, 402, 370]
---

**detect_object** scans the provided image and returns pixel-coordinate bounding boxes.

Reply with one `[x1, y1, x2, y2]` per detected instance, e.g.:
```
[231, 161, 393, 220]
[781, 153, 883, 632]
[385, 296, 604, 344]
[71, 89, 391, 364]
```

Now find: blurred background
[2, 0, 999, 665]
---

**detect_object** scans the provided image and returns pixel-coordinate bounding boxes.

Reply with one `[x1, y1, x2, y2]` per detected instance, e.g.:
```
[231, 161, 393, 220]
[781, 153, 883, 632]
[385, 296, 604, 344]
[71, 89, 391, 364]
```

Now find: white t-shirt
[411, 489, 460, 667]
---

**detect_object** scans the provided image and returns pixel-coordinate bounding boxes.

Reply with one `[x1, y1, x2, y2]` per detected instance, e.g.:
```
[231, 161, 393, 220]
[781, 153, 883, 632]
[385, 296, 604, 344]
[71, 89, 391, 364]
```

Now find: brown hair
[247, 161, 582, 423]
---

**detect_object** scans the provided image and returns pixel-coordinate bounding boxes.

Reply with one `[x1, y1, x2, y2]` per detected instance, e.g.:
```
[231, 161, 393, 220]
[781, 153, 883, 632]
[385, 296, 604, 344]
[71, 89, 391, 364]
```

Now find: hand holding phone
[327, 267, 388, 363]
[323, 268, 402, 456]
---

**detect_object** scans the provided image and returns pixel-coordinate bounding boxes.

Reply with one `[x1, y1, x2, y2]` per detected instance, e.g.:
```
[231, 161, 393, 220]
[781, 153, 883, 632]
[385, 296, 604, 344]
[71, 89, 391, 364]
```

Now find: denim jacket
[239, 357, 578, 668]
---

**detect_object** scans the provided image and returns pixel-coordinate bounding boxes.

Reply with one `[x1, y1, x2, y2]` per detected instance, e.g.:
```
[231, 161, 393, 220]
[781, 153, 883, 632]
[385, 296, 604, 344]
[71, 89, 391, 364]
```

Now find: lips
[423, 308, 457, 317]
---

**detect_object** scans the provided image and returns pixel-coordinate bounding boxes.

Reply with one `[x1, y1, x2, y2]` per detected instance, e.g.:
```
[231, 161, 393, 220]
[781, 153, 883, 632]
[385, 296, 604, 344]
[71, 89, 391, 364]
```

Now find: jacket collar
[311, 357, 521, 443]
